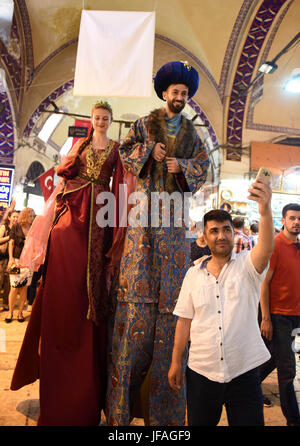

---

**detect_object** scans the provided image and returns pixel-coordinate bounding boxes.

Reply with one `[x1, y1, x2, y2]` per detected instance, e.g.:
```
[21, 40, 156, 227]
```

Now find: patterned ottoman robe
[106, 108, 209, 425]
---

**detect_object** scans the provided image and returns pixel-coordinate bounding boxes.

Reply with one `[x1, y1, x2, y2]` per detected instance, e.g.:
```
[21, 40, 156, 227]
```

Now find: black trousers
[259, 314, 300, 425]
[186, 366, 264, 426]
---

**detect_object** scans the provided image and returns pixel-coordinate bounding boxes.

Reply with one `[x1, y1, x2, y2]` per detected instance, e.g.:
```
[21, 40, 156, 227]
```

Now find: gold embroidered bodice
[84, 140, 114, 180]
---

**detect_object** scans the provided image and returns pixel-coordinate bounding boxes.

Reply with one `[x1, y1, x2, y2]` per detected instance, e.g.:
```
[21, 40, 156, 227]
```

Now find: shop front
[250, 141, 300, 228]
[0, 166, 14, 209]
[218, 140, 300, 229]
[218, 177, 253, 225]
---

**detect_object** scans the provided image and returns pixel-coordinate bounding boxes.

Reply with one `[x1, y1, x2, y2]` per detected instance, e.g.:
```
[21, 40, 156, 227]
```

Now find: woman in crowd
[5, 208, 35, 323]
[11, 101, 123, 426]
[0, 210, 19, 312]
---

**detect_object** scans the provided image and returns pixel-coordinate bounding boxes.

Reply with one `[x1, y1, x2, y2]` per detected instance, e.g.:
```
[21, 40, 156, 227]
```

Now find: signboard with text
[0, 166, 14, 208]
[68, 126, 88, 138]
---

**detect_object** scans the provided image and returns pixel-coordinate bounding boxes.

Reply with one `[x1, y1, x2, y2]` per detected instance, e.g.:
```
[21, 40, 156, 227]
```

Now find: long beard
[167, 99, 185, 114]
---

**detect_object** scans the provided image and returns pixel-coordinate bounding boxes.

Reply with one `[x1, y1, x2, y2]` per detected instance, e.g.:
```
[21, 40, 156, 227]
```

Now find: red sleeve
[111, 146, 124, 237]
[106, 146, 127, 276]
[56, 139, 84, 180]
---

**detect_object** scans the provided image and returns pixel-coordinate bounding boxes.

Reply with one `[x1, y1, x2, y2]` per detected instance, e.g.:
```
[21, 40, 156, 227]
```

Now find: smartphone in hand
[255, 167, 272, 183]
[250, 167, 272, 198]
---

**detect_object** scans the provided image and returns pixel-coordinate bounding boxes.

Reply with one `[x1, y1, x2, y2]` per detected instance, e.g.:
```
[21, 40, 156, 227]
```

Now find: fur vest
[147, 108, 198, 192]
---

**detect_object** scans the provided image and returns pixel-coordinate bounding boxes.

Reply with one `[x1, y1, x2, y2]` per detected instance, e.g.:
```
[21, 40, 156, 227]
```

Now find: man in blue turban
[106, 61, 209, 426]
[154, 60, 199, 100]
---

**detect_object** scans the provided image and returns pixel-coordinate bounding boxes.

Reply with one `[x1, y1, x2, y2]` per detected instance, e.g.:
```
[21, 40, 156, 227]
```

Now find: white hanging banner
[74, 10, 155, 97]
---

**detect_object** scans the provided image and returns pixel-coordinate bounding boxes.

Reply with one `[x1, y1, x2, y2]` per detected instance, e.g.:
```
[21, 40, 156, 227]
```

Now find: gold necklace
[86, 140, 113, 179]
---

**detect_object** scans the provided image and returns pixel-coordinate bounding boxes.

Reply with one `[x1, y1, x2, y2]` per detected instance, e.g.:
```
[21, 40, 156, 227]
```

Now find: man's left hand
[166, 157, 182, 173]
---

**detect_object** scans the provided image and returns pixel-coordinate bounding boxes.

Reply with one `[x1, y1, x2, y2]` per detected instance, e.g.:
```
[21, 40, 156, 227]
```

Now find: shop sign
[68, 126, 88, 138]
[0, 166, 14, 208]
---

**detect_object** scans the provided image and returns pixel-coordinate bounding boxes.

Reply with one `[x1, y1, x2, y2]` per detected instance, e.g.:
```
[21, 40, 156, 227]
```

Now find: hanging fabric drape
[74, 10, 155, 97]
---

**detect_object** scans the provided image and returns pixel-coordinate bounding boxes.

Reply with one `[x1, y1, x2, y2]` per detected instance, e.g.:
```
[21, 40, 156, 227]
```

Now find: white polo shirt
[174, 251, 270, 383]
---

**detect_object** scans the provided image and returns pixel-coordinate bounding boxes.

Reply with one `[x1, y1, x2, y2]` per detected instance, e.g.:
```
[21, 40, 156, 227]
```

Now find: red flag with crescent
[39, 167, 55, 201]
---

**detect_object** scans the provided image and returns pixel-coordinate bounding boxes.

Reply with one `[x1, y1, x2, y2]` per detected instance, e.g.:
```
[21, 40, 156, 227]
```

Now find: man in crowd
[168, 176, 273, 426]
[259, 203, 300, 426]
[233, 216, 252, 253]
[250, 222, 259, 247]
[106, 60, 209, 426]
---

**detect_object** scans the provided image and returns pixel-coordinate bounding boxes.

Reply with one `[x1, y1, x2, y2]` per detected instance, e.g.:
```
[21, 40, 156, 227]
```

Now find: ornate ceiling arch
[22, 33, 221, 151]
[225, 0, 291, 161]
[0, 81, 14, 165]
[1, 0, 299, 171]
[246, 0, 298, 136]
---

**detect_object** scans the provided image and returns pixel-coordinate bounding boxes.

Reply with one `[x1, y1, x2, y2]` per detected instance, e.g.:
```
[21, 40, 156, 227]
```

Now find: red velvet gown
[11, 139, 122, 426]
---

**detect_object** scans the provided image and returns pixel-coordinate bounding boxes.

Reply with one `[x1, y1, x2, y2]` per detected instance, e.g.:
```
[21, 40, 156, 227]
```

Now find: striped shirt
[234, 230, 252, 253]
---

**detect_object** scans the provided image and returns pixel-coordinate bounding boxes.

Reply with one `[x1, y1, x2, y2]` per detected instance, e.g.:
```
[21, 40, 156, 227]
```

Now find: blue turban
[154, 61, 199, 100]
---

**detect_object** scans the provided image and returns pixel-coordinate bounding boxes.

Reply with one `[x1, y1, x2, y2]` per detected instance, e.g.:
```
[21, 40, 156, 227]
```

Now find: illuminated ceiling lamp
[239, 32, 300, 97]
[258, 32, 300, 76]
[0, 0, 14, 45]
[283, 68, 300, 93]
[258, 61, 278, 74]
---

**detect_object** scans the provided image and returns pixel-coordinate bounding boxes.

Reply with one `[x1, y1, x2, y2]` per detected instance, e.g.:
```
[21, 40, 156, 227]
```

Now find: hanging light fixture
[283, 68, 300, 93]
[0, 0, 14, 45]
[237, 32, 300, 97]
[258, 61, 278, 74]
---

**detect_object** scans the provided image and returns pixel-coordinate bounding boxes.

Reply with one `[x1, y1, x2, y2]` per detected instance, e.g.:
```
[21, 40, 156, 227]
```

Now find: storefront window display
[248, 166, 300, 229]
[219, 179, 251, 223]
[220, 168, 300, 230]
[248, 193, 300, 229]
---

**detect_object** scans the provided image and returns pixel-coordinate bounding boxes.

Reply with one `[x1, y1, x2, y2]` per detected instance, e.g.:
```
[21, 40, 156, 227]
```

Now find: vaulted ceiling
[1, 0, 300, 178]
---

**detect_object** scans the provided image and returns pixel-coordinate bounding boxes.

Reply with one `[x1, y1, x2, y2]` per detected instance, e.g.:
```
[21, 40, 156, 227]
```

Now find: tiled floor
[0, 301, 297, 427]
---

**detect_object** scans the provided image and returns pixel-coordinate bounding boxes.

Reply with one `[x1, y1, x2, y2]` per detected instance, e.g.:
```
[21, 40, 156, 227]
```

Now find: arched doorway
[23, 160, 45, 212]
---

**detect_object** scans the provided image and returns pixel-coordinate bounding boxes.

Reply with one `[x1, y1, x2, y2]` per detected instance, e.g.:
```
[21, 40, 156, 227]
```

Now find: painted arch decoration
[2, 0, 294, 167]
[0, 81, 14, 165]
[226, 0, 289, 161]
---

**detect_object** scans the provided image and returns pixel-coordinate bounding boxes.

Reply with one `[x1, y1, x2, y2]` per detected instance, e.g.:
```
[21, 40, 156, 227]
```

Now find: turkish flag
[72, 119, 92, 147]
[39, 167, 55, 201]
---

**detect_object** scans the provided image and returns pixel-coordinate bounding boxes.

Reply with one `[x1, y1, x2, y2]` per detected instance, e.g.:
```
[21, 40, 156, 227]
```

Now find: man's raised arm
[248, 177, 274, 274]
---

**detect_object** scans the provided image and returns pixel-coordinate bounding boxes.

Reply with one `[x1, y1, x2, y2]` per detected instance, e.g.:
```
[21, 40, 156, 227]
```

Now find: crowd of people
[0, 205, 37, 321]
[1, 60, 299, 427]
[185, 203, 300, 426]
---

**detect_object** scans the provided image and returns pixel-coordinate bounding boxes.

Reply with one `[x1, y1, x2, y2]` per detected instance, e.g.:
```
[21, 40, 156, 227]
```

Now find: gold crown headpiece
[93, 100, 113, 114]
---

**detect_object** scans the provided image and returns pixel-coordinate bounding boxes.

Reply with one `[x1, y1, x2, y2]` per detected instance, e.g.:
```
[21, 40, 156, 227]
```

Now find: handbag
[8, 264, 20, 274]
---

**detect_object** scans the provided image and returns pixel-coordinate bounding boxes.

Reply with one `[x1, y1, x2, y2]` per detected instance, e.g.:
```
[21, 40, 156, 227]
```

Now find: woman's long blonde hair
[18, 207, 35, 226]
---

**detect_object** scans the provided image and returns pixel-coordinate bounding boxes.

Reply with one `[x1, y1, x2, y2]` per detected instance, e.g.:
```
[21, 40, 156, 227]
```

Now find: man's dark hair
[250, 223, 259, 233]
[203, 209, 233, 228]
[232, 217, 244, 229]
[282, 203, 300, 218]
